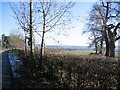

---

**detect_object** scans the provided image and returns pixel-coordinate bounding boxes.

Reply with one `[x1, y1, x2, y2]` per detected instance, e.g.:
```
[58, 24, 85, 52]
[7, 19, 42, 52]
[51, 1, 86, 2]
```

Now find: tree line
[1, 33, 24, 49]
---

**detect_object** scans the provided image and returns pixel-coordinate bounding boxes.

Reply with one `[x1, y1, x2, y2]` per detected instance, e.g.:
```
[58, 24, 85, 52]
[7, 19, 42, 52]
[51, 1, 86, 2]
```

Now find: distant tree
[9, 32, 25, 49]
[2, 34, 11, 49]
[88, 31, 102, 54]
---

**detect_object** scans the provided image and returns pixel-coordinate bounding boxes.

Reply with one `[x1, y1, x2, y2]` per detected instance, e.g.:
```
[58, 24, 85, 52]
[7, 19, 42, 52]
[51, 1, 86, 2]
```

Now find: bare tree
[85, 1, 120, 57]
[84, 4, 104, 54]
[34, 1, 75, 67]
[10, 0, 35, 59]
[10, 1, 30, 55]
[88, 31, 102, 54]
[101, 2, 120, 57]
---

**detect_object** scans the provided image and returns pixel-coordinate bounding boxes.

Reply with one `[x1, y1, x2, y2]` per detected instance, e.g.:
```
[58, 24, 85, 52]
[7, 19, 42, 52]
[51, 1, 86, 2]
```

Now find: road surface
[1, 50, 20, 90]
[1, 50, 13, 89]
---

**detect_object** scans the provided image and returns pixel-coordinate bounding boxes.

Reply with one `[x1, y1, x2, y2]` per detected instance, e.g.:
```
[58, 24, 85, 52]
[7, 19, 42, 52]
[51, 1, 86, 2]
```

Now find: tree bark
[95, 42, 98, 53]
[105, 39, 110, 56]
[109, 43, 115, 58]
[104, 29, 110, 57]
[99, 39, 103, 54]
[40, 30, 45, 67]
[109, 30, 115, 58]
[104, 2, 110, 57]
[104, 30, 110, 57]
[25, 36, 27, 55]
[30, 0, 34, 60]
[40, 8, 46, 68]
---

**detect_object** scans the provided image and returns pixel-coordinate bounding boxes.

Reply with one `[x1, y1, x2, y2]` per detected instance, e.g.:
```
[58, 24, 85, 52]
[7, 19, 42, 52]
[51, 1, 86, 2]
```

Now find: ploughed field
[12, 49, 119, 89]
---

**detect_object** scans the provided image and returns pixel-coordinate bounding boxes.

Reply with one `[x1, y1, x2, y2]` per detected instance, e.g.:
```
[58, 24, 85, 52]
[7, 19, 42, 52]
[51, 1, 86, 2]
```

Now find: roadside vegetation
[10, 49, 119, 89]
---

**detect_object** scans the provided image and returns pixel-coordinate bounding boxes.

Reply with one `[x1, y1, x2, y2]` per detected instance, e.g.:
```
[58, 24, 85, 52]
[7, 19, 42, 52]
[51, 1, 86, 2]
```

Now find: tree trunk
[99, 39, 103, 54]
[109, 43, 115, 58]
[25, 36, 27, 55]
[40, 31, 45, 66]
[104, 29, 110, 57]
[104, 2, 110, 57]
[109, 30, 115, 58]
[40, 10, 46, 68]
[109, 23, 120, 58]
[95, 42, 98, 54]
[105, 39, 110, 56]
[23, 1, 27, 56]
[30, 0, 34, 60]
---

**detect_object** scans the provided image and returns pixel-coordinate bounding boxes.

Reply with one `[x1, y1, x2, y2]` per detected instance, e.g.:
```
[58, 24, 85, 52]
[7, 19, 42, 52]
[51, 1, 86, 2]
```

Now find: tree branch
[45, 8, 67, 33]
[115, 36, 120, 41]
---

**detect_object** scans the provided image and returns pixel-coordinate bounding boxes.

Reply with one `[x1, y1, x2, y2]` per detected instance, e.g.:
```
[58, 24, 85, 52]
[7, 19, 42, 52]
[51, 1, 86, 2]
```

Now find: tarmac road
[1, 50, 13, 89]
[1, 50, 20, 90]
[0, 50, 21, 90]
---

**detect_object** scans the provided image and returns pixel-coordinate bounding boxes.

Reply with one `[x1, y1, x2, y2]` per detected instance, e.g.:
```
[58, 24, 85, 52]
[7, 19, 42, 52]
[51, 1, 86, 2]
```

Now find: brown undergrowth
[12, 49, 119, 89]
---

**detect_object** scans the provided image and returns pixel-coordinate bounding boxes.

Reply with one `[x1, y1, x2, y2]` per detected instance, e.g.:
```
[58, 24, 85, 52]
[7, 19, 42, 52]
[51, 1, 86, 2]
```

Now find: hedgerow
[12, 49, 119, 89]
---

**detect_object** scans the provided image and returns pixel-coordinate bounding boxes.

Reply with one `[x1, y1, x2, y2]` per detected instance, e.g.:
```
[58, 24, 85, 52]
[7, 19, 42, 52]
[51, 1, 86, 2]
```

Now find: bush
[13, 49, 118, 89]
